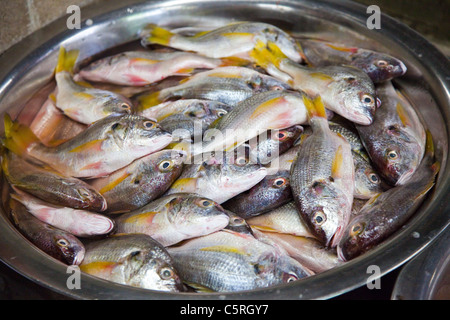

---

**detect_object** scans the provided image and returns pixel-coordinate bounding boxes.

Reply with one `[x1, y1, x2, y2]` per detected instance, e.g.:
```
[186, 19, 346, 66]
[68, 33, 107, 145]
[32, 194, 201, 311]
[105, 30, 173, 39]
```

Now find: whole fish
[167, 229, 312, 292]
[355, 81, 426, 186]
[222, 170, 292, 218]
[2, 150, 106, 211]
[165, 149, 267, 204]
[136, 66, 291, 110]
[246, 202, 314, 238]
[3, 114, 173, 179]
[114, 193, 230, 246]
[197, 90, 309, 155]
[254, 230, 343, 273]
[9, 198, 85, 265]
[290, 97, 354, 247]
[247, 125, 304, 165]
[140, 21, 302, 63]
[299, 39, 407, 83]
[338, 131, 439, 261]
[139, 99, 232, 138]
[250, 41, 378, 125]
[54, 47, 132, 124]
[11, 188, 115, 238]
[80, 233, 185, 292]
[89, 150, 185, 214]
[77, 50, 224, 86]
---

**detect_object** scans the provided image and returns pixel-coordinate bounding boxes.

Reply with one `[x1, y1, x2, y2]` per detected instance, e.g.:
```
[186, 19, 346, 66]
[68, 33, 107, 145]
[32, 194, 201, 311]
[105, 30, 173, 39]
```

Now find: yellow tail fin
[143, 24, 174, 46]
[249, 40, 287, 69]
[55, 46, 79, 74]
[2, 114, 40, 156]
[302, 95, 327, 120]
[137, 91, 162, 112]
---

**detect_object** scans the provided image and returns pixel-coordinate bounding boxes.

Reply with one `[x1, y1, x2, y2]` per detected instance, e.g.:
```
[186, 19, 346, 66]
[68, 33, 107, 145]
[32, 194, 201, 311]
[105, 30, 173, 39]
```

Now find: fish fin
[302, 95, 327, 120]
[69, 139, 105, 153]
[169, 177, 198, 192]
[99, 171, 132, 194]
[200, 245, 248, 255]
[396, 102, 412, 127]
[80, 261, 117, 274]
[2, 114, 40, 157]
[48, 93, 57, 102]
[143, 24, 174, 46]
[175, 67, 195, 75]
[73, 92, 95, 100]
[74, 80, 94, 88]
[219, 56, 250, 67]
[137, 91, 162, 112]
[184, 281, 215, 293]
[249, 40, 286, 69]
[249, 96, 286, 120]
[55, 46, 79, 74]
[123, 211, 158, 225]
[331, 145, 344, 180]
[424, 130, 434, 159]
[192, 30, 211, 38]
[325, 43, 358, 54]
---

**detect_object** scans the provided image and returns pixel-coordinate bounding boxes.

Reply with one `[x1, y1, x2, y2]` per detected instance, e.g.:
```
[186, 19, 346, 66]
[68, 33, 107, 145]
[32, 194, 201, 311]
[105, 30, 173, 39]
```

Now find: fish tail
[142, 23, 174, 46]
[2, 113, 40, 157]
[55, 46, 79, 74]
[249, 40, 286, 69]
[137, 91, 163, 112]
[219, 56, 250, 67]
[302, 95, 327, 120]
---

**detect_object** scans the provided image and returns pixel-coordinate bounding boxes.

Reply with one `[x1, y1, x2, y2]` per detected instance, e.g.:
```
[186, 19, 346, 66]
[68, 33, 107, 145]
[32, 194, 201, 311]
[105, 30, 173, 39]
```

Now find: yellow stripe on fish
[331, 145, 344, 179]
[124, 211, 158, 225]
[99, 171, 133, 194]
[69, 139, 106, 153]
[199, 245, 248, 256]
[249, 96, 287, 120]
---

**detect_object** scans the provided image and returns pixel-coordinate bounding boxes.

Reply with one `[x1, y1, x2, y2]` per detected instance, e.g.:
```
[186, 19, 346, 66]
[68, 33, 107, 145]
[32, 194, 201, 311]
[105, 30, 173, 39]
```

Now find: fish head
[365, 124, 424, 185]
[248, 73, 291, 93]
[100, 94, 133, 116]
[126, 250, 185, 292]
[110, 115, 173, 155]
[52, 232, 86, 265]
[328, 66, 377, 125]
[353, 155, 385, 199]
[301, 180, 350, 247]
[71, 185, 108, 211]
[352, 51, 407, 83]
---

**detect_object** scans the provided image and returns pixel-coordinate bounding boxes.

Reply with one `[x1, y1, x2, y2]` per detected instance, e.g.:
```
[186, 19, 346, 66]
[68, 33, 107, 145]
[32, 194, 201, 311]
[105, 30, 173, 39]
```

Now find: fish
[165, 148, 267, 204]
[2, 114, 173, 179]
[2, 150, 107, 211]
[139, 99, 232, 138]
[253, 230, 343, 273]
[246, 125, 304, 165]
[9, 198, 85, 265]
[246, 201, 314, 238]
[223, 210, 254, 236]
[140, 21, 303, 63]
[54, 47, 132, 124]
[222, 170, 292, 218]
[80, 233, 185, 292]
[355, 81, 426, 186]
[197, 90, 309, 155]
[11, 188, 115, 238]
[250, 40, 378, 125]
[114, 193, 230, 246]
[89, 150, 185, 214]
[167, 229, 312, 292]
[136, 66, 291, 110]
[337, 131, 440, 261]
[299, 39, 407, 83]
[290, 96, 354, 247]
[77, 50, 225, 86]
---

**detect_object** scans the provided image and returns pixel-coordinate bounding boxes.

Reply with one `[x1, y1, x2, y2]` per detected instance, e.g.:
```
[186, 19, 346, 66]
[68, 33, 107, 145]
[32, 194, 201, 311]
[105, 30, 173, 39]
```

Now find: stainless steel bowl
[0, 0, 449, 300]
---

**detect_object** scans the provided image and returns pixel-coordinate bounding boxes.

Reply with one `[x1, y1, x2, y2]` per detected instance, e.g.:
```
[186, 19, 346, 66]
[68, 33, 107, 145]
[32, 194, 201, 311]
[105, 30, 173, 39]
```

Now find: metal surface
[0, 0, 449, 300]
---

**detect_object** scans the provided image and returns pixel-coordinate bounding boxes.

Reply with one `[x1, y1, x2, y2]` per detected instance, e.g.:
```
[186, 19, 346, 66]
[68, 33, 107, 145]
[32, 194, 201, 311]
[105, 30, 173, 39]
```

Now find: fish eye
[275, 131, 287, 140]
[367, 172, 380, 184]
[158, 160, 174, 172]
[345, 77, 356, 83]
[361, 94, 375, 105]
[273, 177, 287, 188]
[111, 122, 120, 130]
[387, 150, 399, 160]
[271, 85, 283, 91]
[350, 222, 365, 237]
[56, 239, 69, 248]
[159, 267, 175, 280]
[121, 103, 131, 110]
[143, 121, 156, 129]
[199, 199, 213, 207]
[377, 60, 388, 67]
[232, 217, 245, 225]
[77, 188, 91, 198]
[313, 211, 326, 226]
[283, 273, 299, 283]
[235, 156, 248, 166]
[216, 109, 227, 117]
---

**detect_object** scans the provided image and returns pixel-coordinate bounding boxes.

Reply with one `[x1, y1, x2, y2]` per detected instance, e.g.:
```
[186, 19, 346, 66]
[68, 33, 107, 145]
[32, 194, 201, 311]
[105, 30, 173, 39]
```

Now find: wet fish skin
[114, 193, 230, 246]
[167, 229, 312, 292]
[89, 150, 185, 214]
[78, 50, 223, 86]
[2, 151, 106, 212]
[3, 114, 173, 179]
[355, 81, 426, 186]
[9, 198, 85, 265]
[299, 39, 407, 83]
[222, 170, 292, 218]
[11, 188, 115, 238]
[141, 21, 302, 63]
[290, 97, 354, 248]
[337, 132, 439, 261]
[166, 149, 267, 204]
[80, 233, 185, 292]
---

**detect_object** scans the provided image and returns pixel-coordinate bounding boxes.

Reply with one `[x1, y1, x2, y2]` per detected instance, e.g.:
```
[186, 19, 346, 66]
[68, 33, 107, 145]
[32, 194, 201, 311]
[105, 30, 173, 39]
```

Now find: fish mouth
[72, 250, 86, 266]
[328, 226, 343, 248]
[336, 244, 347, 262]
[395, 168, 415, 186]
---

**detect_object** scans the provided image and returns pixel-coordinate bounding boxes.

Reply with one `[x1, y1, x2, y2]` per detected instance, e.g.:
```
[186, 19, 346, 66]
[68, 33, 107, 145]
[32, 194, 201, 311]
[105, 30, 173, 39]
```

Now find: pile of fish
[0, 21, 439, 293]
